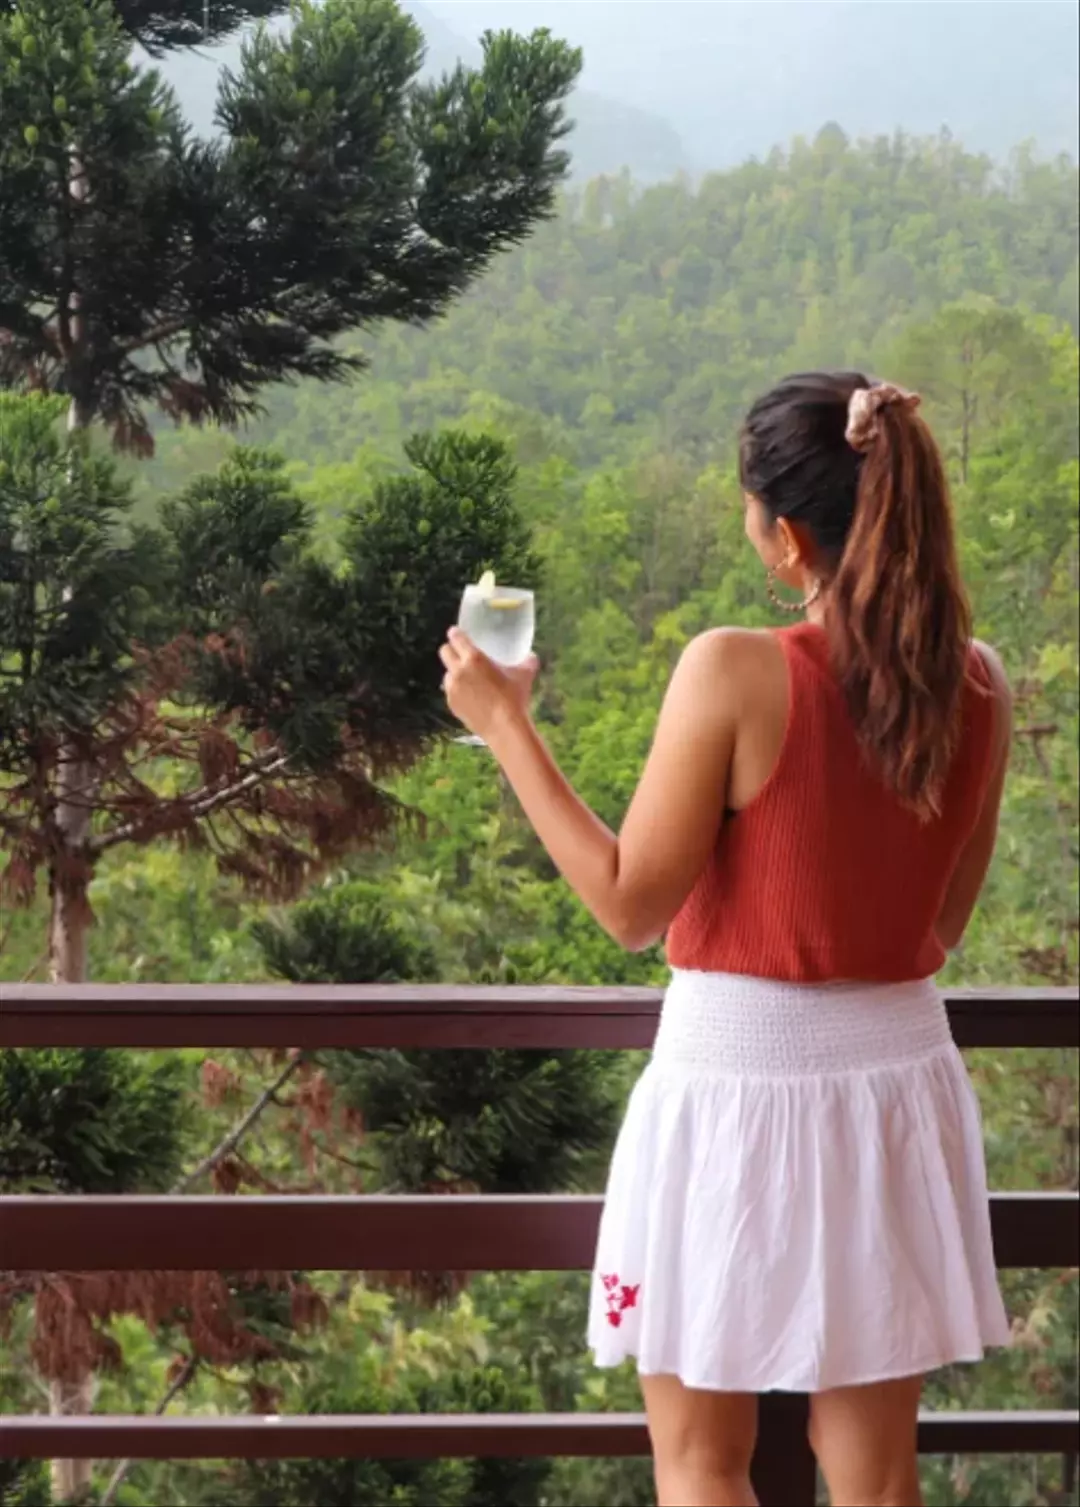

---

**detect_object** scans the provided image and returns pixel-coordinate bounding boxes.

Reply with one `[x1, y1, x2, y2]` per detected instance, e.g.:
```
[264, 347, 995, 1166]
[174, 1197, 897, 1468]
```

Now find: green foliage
[159, 1347, 551, 1507]
[0, 394, 156, 780]
[328, 1042, 621, 1193]
[150, 431, 540, 771]
[346, 430, 542, 627]
[0, 0, 187, 435]
[0, 1047, 187, 1192]
[239, 1367, 549, 1507]
[253, 879, 440, 984]
[178, 132, 1076, 483]
[889, 298, 1057, 481]
[160, 447, 312, 621]
[99, 1286, 553, 1505]
[336, 430, 543, 752]
[0, 1460, 51, 1507]
[0, 0, 292, 55]
[0, 847, 268, 984]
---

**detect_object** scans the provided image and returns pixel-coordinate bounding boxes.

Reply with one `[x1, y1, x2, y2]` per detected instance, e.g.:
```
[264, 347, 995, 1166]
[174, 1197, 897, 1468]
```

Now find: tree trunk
[47, 150, 98, 1497]
[46, 785, 95, 1504]
[47, 374, 97, 990]
[47, 1378, 97, 1505]
[47, 775, 93, 985]
[959, 338, 974, 486]
[960, 388, 973, 485]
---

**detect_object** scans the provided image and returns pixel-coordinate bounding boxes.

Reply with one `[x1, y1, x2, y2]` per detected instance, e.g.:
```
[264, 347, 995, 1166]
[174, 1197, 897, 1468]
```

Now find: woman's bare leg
[641, 1374, 759, 1507]
[809, 1374, 923, 1507]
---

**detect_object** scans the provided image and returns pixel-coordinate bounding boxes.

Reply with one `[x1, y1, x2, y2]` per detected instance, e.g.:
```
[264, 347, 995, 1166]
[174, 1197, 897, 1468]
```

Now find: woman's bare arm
[476, 629, 749, 950]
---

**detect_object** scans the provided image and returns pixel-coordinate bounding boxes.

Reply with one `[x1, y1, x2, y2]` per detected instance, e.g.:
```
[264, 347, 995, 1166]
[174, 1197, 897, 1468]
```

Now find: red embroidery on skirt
[600, 1273, 639, 1327]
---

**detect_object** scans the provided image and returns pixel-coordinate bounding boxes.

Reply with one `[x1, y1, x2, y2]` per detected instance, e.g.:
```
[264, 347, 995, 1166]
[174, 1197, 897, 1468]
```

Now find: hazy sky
[167, 2, 1079, 171]
[424, 1, 1079, 161]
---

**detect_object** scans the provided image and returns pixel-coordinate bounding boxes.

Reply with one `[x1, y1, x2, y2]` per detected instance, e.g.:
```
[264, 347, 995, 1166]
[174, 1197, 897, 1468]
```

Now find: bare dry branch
[173, 1054, 306, 1195]
[88, 753, 290, 855]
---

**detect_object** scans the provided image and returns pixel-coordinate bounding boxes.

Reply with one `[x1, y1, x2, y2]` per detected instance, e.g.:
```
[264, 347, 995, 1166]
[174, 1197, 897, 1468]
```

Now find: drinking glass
[453, 582, 535, 746]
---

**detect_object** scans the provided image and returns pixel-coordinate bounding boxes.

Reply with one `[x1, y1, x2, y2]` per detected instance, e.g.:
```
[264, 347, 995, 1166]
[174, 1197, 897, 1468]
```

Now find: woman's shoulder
[967, 639, 1012, 761]
[680, 625, 783, 669]
[678, 626, 785, 686]
[969, 639, 1010, 701]
[687, 622, 834, 697]
[673, 627, 790, 729]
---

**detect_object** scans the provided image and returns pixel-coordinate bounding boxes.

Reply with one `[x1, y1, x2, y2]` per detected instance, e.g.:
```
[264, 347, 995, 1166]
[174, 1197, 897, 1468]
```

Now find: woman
[439, 372, 1012, 1507]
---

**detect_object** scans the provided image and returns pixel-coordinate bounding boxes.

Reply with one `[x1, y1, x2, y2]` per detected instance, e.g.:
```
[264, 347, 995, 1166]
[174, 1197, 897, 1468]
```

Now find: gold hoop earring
[766, 567, 821, 615]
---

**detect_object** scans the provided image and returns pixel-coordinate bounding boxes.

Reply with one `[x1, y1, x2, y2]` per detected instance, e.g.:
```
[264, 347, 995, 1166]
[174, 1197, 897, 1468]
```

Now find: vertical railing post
[751, 1393, 816, 1506]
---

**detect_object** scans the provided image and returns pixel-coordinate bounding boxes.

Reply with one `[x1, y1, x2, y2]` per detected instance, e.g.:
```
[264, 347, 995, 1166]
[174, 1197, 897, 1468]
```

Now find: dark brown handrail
[2, 983, 1077, 1049]
[3, 1410, 1077, 1460]
[4, 1190, 1077, 1272]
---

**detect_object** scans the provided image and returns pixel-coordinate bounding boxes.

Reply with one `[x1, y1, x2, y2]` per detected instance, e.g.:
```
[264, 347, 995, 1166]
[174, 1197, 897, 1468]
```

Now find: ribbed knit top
[665, 622, 996, 982]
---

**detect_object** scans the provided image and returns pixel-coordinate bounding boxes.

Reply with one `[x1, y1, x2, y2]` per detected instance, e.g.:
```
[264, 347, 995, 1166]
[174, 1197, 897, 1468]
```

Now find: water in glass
[458, 585, 535, 667]
[452, 580, 535, 746]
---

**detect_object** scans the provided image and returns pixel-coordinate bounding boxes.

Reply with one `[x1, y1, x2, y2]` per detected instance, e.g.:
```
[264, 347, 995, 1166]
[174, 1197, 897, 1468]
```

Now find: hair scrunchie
[845, 382, 921, 453]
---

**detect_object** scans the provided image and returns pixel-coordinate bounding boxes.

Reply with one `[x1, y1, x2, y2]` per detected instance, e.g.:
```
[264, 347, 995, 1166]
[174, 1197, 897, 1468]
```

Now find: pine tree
[0, 0, 576, 974]
[0, 0, 575, 981]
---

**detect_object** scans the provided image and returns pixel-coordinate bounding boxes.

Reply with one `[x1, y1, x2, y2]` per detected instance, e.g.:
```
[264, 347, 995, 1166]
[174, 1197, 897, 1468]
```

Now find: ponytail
[826, 394, 971, 820]
[739, 371, 973, 821]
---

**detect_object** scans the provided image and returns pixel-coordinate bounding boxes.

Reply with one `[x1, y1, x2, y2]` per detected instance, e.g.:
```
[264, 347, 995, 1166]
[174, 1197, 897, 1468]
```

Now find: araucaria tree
[0, 0, 578, 979]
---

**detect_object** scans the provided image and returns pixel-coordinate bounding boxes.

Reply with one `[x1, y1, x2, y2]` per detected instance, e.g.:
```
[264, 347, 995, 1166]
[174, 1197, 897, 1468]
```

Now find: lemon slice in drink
[489, 596, 525, 610]
[476, 570, 496, 597]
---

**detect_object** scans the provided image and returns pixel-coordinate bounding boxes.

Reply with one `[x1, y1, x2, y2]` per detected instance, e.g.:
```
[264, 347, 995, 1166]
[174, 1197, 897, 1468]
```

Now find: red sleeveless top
[665, 623, 996, 982]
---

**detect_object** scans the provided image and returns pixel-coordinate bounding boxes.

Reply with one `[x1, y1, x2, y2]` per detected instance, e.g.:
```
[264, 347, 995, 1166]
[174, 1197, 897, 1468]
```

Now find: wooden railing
[1, 983, 1078, 1506]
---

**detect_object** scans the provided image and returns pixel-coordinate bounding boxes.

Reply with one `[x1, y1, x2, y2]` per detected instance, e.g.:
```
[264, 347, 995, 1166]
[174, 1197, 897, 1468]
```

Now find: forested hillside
[135, 128, 1077, 481]
[2, 125, 1078, 1507]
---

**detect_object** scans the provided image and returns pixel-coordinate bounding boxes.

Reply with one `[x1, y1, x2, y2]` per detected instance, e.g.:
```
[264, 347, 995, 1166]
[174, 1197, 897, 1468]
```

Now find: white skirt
[588, 970, 1011, 1393]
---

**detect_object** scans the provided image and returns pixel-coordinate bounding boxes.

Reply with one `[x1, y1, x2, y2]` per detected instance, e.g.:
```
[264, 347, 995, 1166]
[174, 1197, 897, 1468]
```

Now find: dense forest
[1, 12, 1078, 1502]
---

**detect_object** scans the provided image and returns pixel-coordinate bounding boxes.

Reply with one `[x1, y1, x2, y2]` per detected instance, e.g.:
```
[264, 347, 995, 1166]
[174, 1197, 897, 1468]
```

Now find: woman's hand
[439, 627, 540, 743]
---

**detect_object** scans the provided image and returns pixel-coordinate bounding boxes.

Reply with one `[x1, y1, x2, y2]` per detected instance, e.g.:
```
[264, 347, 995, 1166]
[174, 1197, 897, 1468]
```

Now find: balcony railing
[2, 982, 1078, 1506]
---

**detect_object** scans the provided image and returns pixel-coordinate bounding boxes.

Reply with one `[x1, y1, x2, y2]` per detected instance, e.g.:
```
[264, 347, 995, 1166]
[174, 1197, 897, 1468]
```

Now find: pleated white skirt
[588, 970, 1011, 1393]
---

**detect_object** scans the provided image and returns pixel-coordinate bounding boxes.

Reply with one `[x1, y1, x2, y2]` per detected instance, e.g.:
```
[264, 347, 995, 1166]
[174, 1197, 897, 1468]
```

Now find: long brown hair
[739, 371, 972, 819]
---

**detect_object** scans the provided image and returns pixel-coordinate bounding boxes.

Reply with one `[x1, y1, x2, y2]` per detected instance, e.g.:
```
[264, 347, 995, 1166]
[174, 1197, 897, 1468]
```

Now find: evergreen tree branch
[117, 320, 189, 354]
